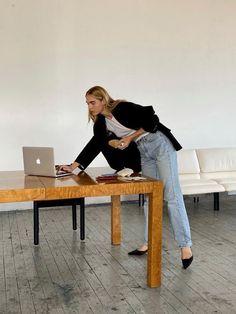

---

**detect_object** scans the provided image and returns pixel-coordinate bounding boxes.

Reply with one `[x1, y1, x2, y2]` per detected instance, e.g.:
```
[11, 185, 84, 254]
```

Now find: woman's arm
[59, 161, 80, 172]
[59, 116, 108, 172]
[117, 128, 145, 150]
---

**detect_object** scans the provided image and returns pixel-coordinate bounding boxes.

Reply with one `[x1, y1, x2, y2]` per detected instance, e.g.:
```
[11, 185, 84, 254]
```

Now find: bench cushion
[196, 148, 236, 173]
[201, 172, 236, 179]
[180, 178, 225, 195]
[196, 148, 236, 192]
[215, 178, 236, 192]
[177, 147, 236, 195]
[181, 182, 225, 195]
[177, 149, 200, 178]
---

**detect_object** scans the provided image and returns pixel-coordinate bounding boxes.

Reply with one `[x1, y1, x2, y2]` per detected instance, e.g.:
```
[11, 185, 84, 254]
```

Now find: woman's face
[86, 94, 105, 116]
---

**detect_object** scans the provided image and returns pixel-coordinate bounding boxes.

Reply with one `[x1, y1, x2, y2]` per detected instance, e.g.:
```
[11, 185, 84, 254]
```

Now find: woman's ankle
[181, 247, 192, 259]
[138, 244, 148, 251]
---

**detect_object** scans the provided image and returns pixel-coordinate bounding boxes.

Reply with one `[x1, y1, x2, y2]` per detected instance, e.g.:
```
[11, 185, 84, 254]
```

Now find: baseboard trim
[0, 195, 139, 212]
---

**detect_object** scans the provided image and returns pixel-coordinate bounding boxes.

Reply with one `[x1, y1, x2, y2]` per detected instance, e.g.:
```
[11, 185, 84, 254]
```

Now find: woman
[61, 86, 193, 269]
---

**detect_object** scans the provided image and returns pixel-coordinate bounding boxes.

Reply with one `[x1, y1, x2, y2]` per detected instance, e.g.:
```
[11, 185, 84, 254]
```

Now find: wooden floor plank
[3, 212, 21, 314]
[40, 207, 103, 313]
[16, 209, 65, 314]
[40, 206, 131, 313]
[0, 213, 7, 314]
[9, 211, 36, 314]
[35, 212, 91, 314]
[0, 193, 236, 313]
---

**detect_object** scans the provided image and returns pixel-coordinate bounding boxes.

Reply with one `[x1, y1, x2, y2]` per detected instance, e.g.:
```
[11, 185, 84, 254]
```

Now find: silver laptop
[22, 146, 72, 178]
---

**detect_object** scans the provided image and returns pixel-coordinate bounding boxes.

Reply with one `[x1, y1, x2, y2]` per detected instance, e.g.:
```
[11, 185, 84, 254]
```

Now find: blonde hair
[85, 86, 122, 122]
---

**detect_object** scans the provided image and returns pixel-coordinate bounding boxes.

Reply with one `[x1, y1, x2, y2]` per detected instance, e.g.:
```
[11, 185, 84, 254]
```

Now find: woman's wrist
[129, 128, 145, 141]
[71, 162, 79, 171]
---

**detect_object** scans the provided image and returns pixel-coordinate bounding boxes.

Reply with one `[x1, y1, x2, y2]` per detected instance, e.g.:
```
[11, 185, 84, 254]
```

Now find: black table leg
[33, 201, 39, 245]
[80, 198, 85, 240]
[72, 201, 77, 230]
[214, 192, 220, 211]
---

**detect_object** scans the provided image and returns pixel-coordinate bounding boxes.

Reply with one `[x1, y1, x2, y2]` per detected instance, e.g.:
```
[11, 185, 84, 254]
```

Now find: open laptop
[22, 146, 73, 178]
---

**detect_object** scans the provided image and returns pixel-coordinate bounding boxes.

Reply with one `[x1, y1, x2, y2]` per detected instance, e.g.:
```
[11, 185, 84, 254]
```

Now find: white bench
[177, 147, 236, 210]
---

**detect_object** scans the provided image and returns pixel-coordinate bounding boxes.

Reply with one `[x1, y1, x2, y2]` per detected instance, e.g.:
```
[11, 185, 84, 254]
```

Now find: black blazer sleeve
[74, 115, 108, 169]
[74, 135, 102, 170]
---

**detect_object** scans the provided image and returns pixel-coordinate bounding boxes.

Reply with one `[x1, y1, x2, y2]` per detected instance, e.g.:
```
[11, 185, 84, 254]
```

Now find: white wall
[1, 0, 236, 209]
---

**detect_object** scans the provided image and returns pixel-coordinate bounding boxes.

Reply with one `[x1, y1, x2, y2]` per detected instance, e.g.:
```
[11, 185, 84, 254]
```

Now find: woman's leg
[139, 132, 192, 249]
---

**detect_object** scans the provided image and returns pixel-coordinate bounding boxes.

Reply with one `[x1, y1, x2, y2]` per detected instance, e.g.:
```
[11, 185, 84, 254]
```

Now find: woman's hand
[58, 161, 79, 173]
[58, 164, 73, 173]
[117, 128, 145, 150]
[117, 136, 132, 150]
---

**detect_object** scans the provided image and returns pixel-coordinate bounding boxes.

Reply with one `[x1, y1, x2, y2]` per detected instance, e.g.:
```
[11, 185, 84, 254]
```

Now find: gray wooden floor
[1, 193, 236, 314]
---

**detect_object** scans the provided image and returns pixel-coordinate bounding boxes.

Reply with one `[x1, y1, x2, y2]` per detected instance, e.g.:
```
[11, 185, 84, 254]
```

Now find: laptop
[22, 146, 72, 178]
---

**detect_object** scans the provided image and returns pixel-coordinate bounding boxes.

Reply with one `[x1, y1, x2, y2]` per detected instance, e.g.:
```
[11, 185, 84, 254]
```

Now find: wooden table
[0, 168, 163, 288]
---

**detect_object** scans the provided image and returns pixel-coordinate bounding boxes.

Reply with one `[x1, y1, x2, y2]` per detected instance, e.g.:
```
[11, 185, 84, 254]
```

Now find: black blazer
[75, 101, 182, 170]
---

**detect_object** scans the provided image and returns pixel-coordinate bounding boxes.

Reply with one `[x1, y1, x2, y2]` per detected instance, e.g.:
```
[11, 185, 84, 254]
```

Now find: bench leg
[33, 201, 39, 245]
[80, 198, 85, 240]
[71, 198, 86, 239]
[193, 197, 199, 203]
[34, 198, 85, 244]
[214, 192, 220, 211]
[139, 194, 145, 206]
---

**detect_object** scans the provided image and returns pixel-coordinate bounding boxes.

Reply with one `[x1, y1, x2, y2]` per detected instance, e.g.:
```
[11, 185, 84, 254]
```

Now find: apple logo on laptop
[36, 158, 41, 165]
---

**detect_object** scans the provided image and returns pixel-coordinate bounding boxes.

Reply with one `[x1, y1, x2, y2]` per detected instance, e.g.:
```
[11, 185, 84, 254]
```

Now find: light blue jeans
[137, 131, 192, 248]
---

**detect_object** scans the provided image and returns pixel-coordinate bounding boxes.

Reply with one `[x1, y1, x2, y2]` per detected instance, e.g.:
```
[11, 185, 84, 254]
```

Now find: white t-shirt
[105, 115, 149, 142]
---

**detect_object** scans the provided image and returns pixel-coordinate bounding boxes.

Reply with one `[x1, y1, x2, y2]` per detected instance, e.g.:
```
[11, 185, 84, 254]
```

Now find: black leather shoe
[182, 255, 193, 269]
[128, 249, 148, 256]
